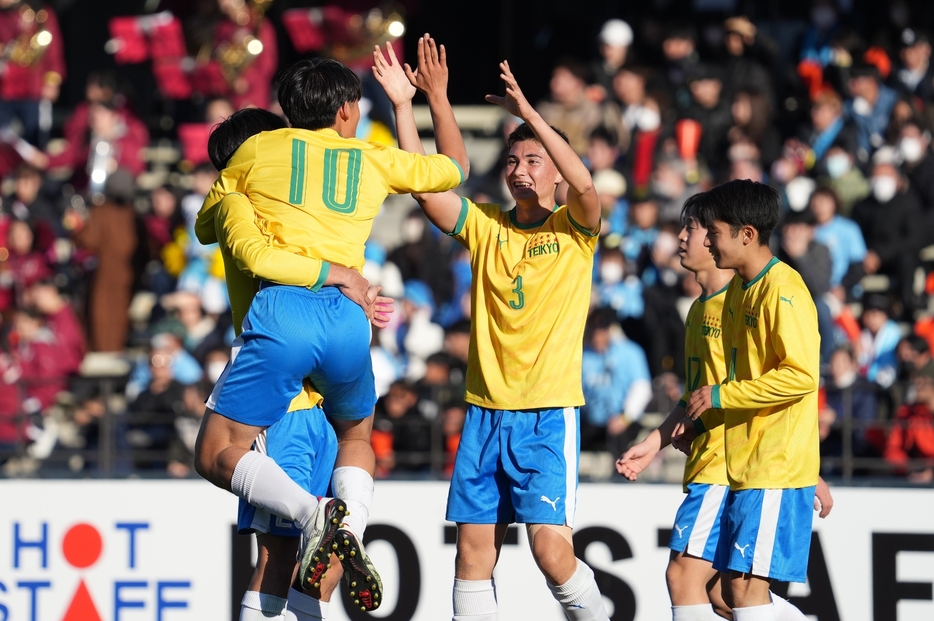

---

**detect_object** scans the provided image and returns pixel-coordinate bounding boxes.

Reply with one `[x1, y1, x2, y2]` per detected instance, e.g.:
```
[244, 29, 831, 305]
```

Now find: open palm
[372, 42, 415, 106]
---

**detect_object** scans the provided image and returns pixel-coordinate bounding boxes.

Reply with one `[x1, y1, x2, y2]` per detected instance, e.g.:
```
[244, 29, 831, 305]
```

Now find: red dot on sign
[62, 523, 103, 568]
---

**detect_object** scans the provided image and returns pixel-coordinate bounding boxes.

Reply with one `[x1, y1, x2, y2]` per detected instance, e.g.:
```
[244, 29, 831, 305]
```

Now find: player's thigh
[527, 524, 576, 585]
[454, 523, 510, 580]
[194, 407, 263, 463]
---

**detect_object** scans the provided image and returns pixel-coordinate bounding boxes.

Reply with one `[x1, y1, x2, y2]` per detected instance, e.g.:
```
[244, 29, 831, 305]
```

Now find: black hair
[693, 179, 780, 246]
[589, 125, 618, 146]
[507, 122, 570, 150]
[276, 58, 362, 131]
[680, 192, 703, 224]
[782, 208, 817, 227]
[849, 62, 880, 81]
[903, 334, 931, 356]
[584, 306, 618, 342]
[553, 57, 591, 83]
[208, 108, 287, 170]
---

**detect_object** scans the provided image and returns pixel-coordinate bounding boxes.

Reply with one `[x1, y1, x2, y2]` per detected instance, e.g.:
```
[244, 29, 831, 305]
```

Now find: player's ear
[741, 224, 757, 246]
[337, 101, 353, 122]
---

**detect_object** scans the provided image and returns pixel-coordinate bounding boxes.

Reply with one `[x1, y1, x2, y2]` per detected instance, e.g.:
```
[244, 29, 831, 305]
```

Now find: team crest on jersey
[701, 313, 722, 338]
[743, 303, 759, 329]
[527, 232, 559, 258]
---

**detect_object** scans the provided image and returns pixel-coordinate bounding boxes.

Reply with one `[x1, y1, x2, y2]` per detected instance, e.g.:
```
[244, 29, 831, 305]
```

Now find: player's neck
[694, 267, 734, 298]
[736, 247, 776, 284]
[513, 199, 555, 224]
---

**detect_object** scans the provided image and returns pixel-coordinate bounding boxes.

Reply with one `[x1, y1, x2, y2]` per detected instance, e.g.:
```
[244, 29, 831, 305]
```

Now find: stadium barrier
[0, 480, 931, 621]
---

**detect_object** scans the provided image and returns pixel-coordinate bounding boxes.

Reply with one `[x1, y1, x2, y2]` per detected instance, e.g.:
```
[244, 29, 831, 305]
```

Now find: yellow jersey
[679, 285, 729, 490]
[700, 258, 820, 490]
[213, 193, 324, 411]
[449, 198, 598, 409]
[195, 127, 464, 272]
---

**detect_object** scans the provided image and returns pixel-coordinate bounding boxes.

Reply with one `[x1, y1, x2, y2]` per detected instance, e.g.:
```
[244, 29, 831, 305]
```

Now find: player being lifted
[667, 180, 823, 621]
[372, 41, 610, 620]
[617, 189, 831, 621]
[193, 48, 469, 612]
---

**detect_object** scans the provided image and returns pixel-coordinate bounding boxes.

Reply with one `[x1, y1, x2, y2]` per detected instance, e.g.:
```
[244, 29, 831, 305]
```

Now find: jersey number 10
[289, 139, 362, 214]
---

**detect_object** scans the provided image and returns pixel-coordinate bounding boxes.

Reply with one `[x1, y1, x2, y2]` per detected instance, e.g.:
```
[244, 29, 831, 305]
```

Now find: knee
[529, 533, 575, 585]
[665, 559, 683, 593]
[454, 540, 496, 579]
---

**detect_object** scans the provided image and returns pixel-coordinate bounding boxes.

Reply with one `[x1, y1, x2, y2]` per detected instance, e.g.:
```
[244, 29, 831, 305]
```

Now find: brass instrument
[214, 0, 272, 85]
[328, 6, 405, 66]
[1, 4, 52, 68]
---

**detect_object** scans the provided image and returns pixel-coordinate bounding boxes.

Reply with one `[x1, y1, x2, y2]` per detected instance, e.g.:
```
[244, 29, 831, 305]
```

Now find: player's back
[208, 127, 463, 272]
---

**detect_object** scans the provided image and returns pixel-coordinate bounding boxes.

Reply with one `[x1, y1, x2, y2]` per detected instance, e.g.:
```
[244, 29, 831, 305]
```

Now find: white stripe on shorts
[751, 489, 783, 577]
[206, 332, 245, 410]
[562, 407, 578, 528]
[686, 483, 727, 558]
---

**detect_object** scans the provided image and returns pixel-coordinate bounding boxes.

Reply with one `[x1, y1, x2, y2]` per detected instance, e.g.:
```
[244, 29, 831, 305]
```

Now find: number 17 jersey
[449, 199, 598, 410]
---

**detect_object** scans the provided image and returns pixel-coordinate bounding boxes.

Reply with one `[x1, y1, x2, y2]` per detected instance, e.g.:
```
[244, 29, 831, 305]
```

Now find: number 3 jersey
[195, 127, 464, 273]
[449, 199, 598, 410]
[678, 286, 730, 490]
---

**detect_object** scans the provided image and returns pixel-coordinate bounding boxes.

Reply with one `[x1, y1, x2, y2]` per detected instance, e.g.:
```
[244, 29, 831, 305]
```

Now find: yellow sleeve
[384, 146, 464, 194]
[713, 284, 820, 411]
[215, 193, 329, 290]
[449, 198, 498, 248]
[196, 139, 256, 245]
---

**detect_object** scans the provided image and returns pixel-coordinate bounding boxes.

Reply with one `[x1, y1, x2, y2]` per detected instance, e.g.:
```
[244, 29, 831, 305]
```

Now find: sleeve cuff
[310, 262, 330, 292]
[693, 417, 706, 435]
[711, 385, 722, 409]
[446, 197, 469, 237]
[568, 210, 599, 237]
[677, 399, 687, 409]
[448, 156, 465, 186]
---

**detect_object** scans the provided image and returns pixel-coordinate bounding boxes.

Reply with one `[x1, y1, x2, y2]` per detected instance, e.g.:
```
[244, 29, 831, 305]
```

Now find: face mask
[600, 262, 624, 284]
[826, 154, 851, 179]
[784, 177, 815, 211]
[834, 369, 857, 389]
[871, 176, 898, 203]
[899, 137, 925, 164]
[402, 218, 425, 243]
[207, 360, 228, 383]
[637, 107, 661, 132]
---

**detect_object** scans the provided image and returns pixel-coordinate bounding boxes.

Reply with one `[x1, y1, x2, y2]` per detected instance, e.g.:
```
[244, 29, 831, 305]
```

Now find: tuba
[328, 6, 405, 66]
[215, 0, 273, 85]
[1, 4, 53, 68]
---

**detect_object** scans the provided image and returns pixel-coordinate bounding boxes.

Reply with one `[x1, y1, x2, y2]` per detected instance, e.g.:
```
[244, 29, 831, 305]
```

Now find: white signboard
[0, 481, 931, 621]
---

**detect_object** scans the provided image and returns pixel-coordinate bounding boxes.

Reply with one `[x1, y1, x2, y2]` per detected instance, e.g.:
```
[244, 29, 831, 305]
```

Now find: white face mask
[826, 153, 851, 179]
[871, 175, 898, 203]
[899, 137, 925, 164]
[402, 218, 425, 243]
[637, 107, 661, 132]
[834, 369, 857, 389]
[207, 360, 228, 383]
[600, 262, 624, 284]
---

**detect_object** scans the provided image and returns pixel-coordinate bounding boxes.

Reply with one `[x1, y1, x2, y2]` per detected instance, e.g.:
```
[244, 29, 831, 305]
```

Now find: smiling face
[678, 216, 717, 273]
[505, 139, 562, 206]
[704, 219, 745, 270]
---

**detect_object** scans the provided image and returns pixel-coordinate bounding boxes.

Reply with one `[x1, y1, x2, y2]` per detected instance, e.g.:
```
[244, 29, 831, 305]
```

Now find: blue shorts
[669, 483, 729, 561]
[237, 406, 338, 536]
[446, 405, 580, 526]
[713, 486, 816, 583]
[209, 285, 376, 427]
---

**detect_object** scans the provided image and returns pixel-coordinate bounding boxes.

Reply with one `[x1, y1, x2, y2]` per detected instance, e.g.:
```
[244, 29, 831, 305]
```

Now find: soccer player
[205, 108, 393, 620]
[193, 51, 469, 609]
[372, 42, 609, 620]
[671, 179, 822, 621]
[617, 191, 832, 621]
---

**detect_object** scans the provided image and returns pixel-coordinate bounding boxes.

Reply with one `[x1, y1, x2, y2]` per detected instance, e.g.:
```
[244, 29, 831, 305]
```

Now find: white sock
[240, 591, 287, 620]
[672, 604, 722, 620]
[284, 587, 327, 621]
[230, 452, 319, 529]
[453, 578, 498, 620]
[770, 592, 807, 621]
[546, 560, 610, 621]
[733, 603, 776, 621]
[330, 466, 373, 538]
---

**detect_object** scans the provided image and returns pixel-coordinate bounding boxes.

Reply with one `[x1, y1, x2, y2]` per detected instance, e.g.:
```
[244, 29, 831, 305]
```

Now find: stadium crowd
[0, 0, 933, 483]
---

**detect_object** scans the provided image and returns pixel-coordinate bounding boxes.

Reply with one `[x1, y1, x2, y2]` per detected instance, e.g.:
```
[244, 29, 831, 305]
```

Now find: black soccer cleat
[337, 528, 383, 612]
[298, 498, 349, 589]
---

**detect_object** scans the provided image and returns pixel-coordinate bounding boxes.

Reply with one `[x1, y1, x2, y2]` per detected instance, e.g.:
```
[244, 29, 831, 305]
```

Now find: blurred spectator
[823, 345, 882, 463]
[0, 219, 51, 312]
[175, 163, 225, 301]
[858, 293, 902, 389]
[10, 307, 69, 417]
[581, 307, 652, 453]
[621, 194, 659, 269]
[126, 320, 202, 402]
[612, 64, 659, 149]
[817, 142, 870, 215]
[126, 345, 186, 470]
[586, 126, 622, 175]
[72, 169, 142, 352]
[682, 63, 732, 177]
[592, 169, 628, 237]
[773, 208, 834, 363]
[845, 63, 898, 164]
[415, 352, 464, 420]
[537, 57, 623, 157]
[5, 163, 60, 249]
[160, 290, 224, 358]
[800, 0, 842, 69]
[386, 209, 453, 310]
[202, 345, 231, 384]
[893, 28, 934, 102]
[808, 187, 867, 299]
[441, 400, 465, 478]
[23, 279, 84, 375]
[656, 23, 700, 113]
[371, 380, 431, 476]
[799, 89, 858, 175]
[851, 161, 925, 316]
[595, 244, 644, 322]
[166, 381, 210, 478]
[442, 319, 470, 372]
[897, 120, 934, 241]
[144, 183, 184, 296]
[885, 368, 934, 482]
[0, 0, 65, 148]
[720, 16, 775, 105]
[889, 335, 934, 414]
[726, 90, 780, 170]
[589, 19, 633, 101]
[651, 156, 697, 223]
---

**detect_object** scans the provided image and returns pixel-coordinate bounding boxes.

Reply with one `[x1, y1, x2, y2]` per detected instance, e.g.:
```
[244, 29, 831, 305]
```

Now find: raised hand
[372, 41, 416, 107]
[484, 60, 534, 120]
[404, 33, 449, 100]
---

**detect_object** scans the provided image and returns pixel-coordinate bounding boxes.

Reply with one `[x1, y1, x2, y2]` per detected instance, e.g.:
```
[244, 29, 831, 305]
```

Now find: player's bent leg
[666, 550, 723, 620]
[529, 525, 610, 621]
[729, 572, 772, 619]
[453, 523, 507, 621]
[194, 407, 263, 489]
[705, 573, 731, 619]
[240, 535, 296, 621]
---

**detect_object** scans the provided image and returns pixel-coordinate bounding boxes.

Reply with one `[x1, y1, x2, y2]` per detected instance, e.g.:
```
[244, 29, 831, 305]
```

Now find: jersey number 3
[289, 139, 362, 214]
[509, 276, 525, 310]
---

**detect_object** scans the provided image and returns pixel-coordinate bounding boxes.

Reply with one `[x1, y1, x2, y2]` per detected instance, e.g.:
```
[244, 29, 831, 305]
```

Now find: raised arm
[372, 35, 464, 233]
[485, 61, 600, 232]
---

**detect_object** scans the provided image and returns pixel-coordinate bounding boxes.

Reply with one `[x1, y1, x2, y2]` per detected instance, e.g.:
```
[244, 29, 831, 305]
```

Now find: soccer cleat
[298, 498, 349, 589]
[337, 528, 383, 611]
